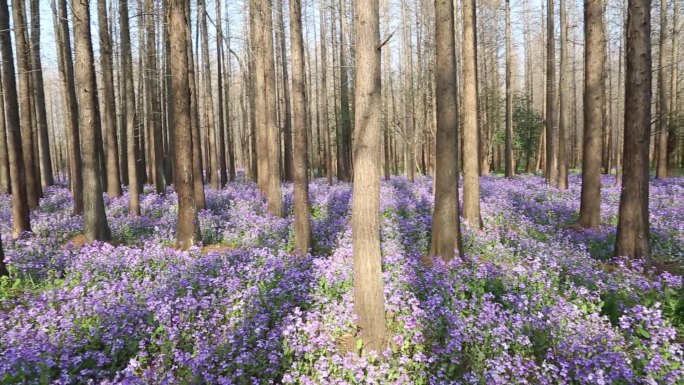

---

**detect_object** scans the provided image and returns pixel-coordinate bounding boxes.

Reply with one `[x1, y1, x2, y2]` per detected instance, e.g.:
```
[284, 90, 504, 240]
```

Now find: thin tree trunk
[72, 0, 111, 242]
[431, 0, 462, 260]
[462, 0, 481, 227]
[12, 0, 39, 209]
[289, 0, 312, 255]
[505, 0, 514, 178]
[121, 0, 140, 215]
[579, 0, 605, 228]
[0, 0, 31, 236]
[320, 0, 333, 185]
[656, 0, 668, 178]
[0, 73, 9, 194]
[146, 0, 165, 193]
[277, 0, 293, 182]
[352, 0, 386, 354]
[615, 0, 652, 261]
[338, 0, 352, 181]
[668, 0, 679, 173]
[557, 0, 569, 188]
[545, 0, 558, 185]
[187, 0, 206, 209]
[29, 0, 53, 188]
[169, 0, 200, 249]
[98, 0, 122, 197]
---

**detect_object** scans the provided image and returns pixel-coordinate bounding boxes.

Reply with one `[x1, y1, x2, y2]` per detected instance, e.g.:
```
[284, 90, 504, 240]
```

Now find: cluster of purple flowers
[0, 174, 682, 384]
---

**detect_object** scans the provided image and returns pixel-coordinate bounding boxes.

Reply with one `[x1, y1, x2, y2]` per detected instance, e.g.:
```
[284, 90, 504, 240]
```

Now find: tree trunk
[187, 0, 206, 209]
[667, 0, 678, 174]
[12, 0, 39, 209]
[557, 0, 569, 189]
[169, 0, 200, 249]
[615, 0, 651, 262]
[277, 0, 293, 182]
[579, 0, 605, 229]
[29, 0, 53, 188]
[0, 0, 31, 236]
[352, 0, 386, 354]
[120, 0, 140, 215]
[199, 0, 219, 190]
[462, 0, 481, 227]
[146, 0, 165, 193]
[289, 0, 312, 255]
[338, 0, 352, 182]
[504, 0, 514, 178]
[656, 0, 668, 179]
[545, 0, 558, 185]
[0, 75, 9, 194]
[97, 0, 122, 197]
[431, 0, 462, 260]
[216, 0, 228, 186]
[72, 0, 111, 242]
[252, 0, 283, 217]
[320, 0, 334, 185]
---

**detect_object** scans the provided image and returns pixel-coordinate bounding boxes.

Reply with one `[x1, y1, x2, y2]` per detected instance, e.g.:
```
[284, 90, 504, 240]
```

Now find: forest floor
[1, 174, 683, 384]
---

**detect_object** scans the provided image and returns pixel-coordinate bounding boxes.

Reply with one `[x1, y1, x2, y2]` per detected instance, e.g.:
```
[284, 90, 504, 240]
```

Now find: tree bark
[199, 0, 219, 190]
[462, 0, 481, 227]
[12, 0, 39, 209]
[29, 0, 53, 188]
[0, 75, 9, 194]
[186, 0, 206, 209]
[320, 0, 334, 185]
[338, 0, 352, 182]
[352, 0, 386, 353]
[504, 0, 514, 178]
[97, 0, 122, 197]
[557, 0, 569, 189]
[120, 0, 140, 215]
[0, 0, 31, 237]
[277, 0, 294, 182]
[146, 0, 165, 193]
[169, 0, 200, 249]
[72, 0, 111, 242]
[667, 0, 678, 174]
[545, 0, 558, 185]
[615, 0, 651, 262]
[656, 0, 668, 179]
[431, 0, 462, 260]
[289, 0, 312, 255]
[579, 0, 605, 229]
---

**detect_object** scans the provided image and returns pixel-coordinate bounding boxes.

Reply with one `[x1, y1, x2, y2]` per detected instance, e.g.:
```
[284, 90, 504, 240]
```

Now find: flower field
[1, 175, 683, 384]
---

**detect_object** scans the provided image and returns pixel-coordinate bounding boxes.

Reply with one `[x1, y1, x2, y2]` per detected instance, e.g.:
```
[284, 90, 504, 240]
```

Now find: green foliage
[513, 93, 543, 161]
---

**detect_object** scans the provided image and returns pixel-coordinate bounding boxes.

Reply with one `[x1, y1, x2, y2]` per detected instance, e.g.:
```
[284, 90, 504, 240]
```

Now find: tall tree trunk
[0, 75, 9, 194]
[431, 0, 462, 260]
[338, 0, 352, 181]
[199, 0, 219, 190]
[277, 0, 293, 182]
[12, 0, 39, 209]
[579, 0, 605, 229]
[187, 0, 206, 209]
[557, 0, 569, 188]
[545, 0, 558, 185]
[0, 0, 31, 236]
[504, 0, 514, 178]
[352, 0, 386, 354]
[401, 0, 416, 182]
[615, 0, 652, 261]
[146, 0, 165, 193]
[29, 0, 53, 188]
[656, 0, 668, 178]
[216, 0, 227, 186]
[72, 0, 111, 242]
[169, 0, 200, 249]
[462, 0, 481, 227]
[320, 0, 334, 185]
[667, 0, 679, 174]
[252, 0, 283, 217]
[121, 0, 140, 215]
[289, 0, 312, 255]
[98, 0, 122, 197]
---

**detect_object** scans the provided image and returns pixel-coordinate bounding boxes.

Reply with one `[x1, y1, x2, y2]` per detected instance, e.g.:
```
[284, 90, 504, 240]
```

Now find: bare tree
[0, 0, 31, 237]
[430, 0, 462, 260]
[146, 0, 165, 193]
[97, 0, 122, 197]
[504, 0, 514, 177]
[656, 0, 668, 179]
[462, 0, 481, 227]
[615, 0, 652, 261]
[120, 0, 140, 215]
[545, 0, 558, 185]
[0, 75, 9, 195]
[169, 0, 200, 249]
[352, 0, 386, 354]
[290, 0, 312, 255]
[71, 0, 111, 242]
[579, 0, 605, 229]
[12, 0, 39, 209]
[320, 0, 334, 185]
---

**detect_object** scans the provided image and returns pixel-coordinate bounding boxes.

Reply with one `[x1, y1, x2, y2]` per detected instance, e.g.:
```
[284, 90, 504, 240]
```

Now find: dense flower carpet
[1, 174, 683, 384]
